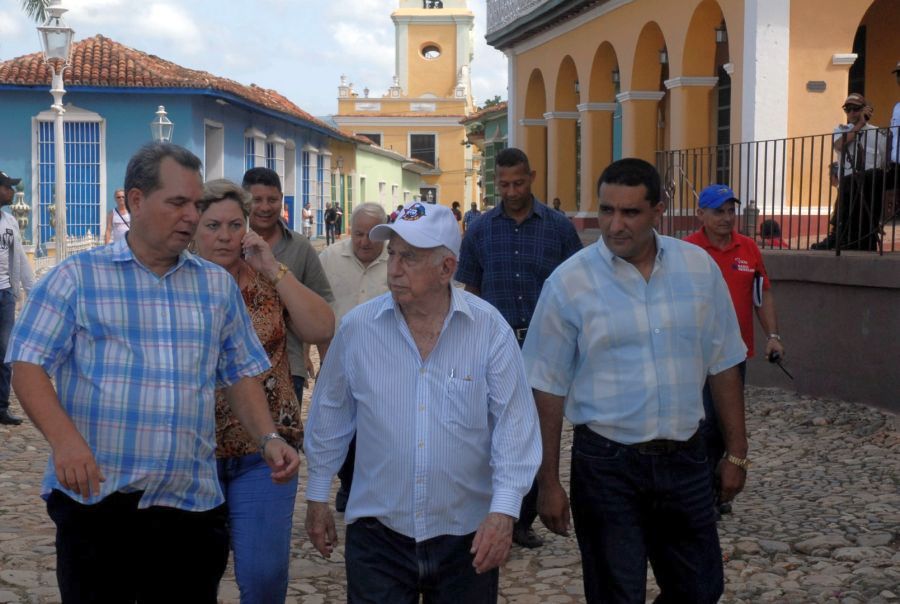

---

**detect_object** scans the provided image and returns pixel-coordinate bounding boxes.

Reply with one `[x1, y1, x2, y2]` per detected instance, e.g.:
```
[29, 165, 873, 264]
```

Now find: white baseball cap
[369, 202, 461, 257]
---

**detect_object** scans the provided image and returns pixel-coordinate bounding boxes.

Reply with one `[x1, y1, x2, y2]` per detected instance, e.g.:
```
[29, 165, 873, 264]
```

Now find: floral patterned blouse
[215, 265, 302, 458]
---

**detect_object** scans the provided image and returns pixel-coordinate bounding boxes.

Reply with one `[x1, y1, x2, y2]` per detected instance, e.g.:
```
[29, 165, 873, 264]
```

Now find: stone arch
[522, 68, 548, 201]
[553, 55, 580, 112]
[581, 42, 620, 211]
[625, 21, 669, 160]
[855, 0, 900, 126]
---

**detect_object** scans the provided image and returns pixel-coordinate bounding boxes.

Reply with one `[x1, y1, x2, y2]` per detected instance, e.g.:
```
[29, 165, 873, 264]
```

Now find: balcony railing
[487, 0, 550, 35]
[656, 127, 899, 254]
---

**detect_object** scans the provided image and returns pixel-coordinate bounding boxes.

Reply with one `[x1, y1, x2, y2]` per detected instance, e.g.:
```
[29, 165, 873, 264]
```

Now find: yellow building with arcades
[487, 0, 900, 237]
[333, 0, 477, 209]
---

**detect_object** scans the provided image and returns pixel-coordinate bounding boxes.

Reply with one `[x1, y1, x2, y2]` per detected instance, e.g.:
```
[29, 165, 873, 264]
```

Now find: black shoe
[810, 234, 836, 250]
[512, 526, 543, 549]
[0, 410, 23, 425]
[335, 487, 349, 513]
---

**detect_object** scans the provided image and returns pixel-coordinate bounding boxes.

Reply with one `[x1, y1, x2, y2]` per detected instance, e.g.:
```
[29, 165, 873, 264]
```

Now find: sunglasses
[842, 104, 863, 113]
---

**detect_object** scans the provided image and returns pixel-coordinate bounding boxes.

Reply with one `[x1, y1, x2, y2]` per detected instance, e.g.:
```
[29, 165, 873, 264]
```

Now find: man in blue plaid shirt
[6, 143, 300, 603]
[455, 147, 582, 548]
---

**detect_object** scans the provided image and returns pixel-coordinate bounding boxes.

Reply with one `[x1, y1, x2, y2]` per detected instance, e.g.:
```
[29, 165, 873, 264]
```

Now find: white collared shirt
[305, 287, 542, 541]
[318, 238, 389, 324]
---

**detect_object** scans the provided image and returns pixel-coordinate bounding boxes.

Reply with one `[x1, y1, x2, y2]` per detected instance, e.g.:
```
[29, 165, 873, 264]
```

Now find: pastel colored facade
[487, 0, 899, 219]
[0, 35, 350, 247]
[354, 143, 429, 212]
[333, 0, 478, 209]
[461, 102, 508, 208]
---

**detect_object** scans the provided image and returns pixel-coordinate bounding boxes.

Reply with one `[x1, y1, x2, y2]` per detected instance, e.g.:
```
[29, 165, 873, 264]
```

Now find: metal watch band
[726, 453, 752, 470]
[258, 432, 287, 454]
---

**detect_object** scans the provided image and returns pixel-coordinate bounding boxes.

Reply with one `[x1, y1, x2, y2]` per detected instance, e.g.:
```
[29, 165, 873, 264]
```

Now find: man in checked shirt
[455, 146, 582, 548]
[6, 143, 299, 604]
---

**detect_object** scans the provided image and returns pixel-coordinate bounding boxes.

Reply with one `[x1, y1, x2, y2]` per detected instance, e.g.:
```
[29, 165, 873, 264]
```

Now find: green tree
[21, 0, 50, 23]
[482, 95, 503, 108]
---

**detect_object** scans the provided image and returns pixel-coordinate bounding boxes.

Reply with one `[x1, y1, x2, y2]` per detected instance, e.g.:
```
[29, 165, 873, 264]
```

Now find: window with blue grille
[37, 120, 102, 246]
[245, 137, 255, 172]
[266, 142, 276, 171]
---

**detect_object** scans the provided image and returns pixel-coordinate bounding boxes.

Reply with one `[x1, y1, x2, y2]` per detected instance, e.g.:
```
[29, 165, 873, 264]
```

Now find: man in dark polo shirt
[455, 147, 582, 548]
[685, 184, 784, 514]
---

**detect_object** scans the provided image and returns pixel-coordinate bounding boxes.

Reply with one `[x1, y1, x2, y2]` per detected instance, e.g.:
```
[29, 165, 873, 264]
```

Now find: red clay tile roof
[461, 101, 508, 124]
[0, 35, 344, 138]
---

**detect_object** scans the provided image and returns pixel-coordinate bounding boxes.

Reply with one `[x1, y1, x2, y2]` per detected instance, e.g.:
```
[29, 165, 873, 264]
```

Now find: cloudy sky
[0, 0, 508, 116]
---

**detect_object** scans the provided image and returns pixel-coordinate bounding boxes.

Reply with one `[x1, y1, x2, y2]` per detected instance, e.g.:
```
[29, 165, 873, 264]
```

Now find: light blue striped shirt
[6, 239, 270, 510]
[522, 233, 746, 445]
[305, 286, 541, 542]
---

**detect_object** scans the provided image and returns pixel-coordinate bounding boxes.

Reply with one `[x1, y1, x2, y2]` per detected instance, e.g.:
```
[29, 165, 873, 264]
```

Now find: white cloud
[139, 3, 204, 55]
[0, 10, 23, 37]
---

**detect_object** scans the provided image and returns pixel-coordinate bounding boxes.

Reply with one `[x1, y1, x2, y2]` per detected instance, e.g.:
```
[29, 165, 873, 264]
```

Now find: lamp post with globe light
[37, 0, 74, 261]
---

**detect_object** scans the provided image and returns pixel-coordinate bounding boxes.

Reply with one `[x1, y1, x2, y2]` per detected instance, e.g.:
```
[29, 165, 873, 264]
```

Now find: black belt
[575, 424, 700, 455]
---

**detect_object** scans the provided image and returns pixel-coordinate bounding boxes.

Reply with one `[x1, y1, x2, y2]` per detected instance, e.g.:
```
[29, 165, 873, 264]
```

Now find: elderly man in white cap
[304, 201, 541, 603]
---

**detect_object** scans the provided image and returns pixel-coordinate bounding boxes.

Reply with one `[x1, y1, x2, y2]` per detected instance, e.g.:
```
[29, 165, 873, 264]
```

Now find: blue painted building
[0, 35, 351, 244]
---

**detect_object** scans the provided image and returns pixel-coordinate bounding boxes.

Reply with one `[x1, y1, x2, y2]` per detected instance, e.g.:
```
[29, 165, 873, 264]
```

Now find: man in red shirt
[685, 184, 785, 515]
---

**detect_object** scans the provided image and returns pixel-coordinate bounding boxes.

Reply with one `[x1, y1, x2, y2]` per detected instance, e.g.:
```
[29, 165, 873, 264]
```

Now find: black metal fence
[655, 127, 899, 254]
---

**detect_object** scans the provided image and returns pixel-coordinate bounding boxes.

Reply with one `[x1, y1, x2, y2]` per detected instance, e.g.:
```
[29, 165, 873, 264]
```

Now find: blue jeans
[217, 453, 299, 604]
[345, 517, 498, 604]
[326, 223, 336, 245]
[570, 426, 723, 604]
[0, 288, 16, 411]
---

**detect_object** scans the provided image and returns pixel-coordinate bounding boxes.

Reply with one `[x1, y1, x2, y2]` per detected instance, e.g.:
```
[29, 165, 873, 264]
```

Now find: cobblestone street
[0, 386, 897, 603]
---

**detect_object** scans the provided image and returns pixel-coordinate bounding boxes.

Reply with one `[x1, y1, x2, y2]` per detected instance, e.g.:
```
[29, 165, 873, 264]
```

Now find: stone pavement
[0, 386, 897, 603]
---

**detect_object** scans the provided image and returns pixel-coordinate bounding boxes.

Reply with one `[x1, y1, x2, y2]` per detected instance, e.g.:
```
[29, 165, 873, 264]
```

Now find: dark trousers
[701, 361, 747, 502]
[513, 327, 538, 531]
[570, 427, 723, 604]
[835, 170, 885, 250]
[0, 288, 16, 411]
[345, 517, 498, 604]
[47, 490, 229, 604]
[338, 434, 356, 494]
[326, 223, 336, 245]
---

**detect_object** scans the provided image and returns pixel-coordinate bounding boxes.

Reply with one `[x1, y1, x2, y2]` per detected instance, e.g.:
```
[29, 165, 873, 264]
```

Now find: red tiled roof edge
[0, 34, 345, 139]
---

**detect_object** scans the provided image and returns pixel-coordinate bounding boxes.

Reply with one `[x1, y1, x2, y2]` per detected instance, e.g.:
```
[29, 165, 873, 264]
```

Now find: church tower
[393, 0, 474, 107]
[334, 1, 478, 210]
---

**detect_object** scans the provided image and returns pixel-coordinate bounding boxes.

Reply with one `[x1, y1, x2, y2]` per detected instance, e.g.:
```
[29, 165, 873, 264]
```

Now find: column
[616, 91, 666, 163]
[543, 111, 579, 210]
[520, 118, 547, 202]
[577, 102, 616, 213]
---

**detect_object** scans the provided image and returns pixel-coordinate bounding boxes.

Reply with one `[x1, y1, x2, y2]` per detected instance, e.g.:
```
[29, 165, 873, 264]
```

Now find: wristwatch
[269, 263, 290, 286]
[259, 432, 287, 456]
[767, 333, 782, 341]
[725, 453, 752, 470]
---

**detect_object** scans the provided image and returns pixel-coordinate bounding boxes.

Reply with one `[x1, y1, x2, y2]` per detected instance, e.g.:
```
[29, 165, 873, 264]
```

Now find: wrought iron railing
[656, 127, 899, 254]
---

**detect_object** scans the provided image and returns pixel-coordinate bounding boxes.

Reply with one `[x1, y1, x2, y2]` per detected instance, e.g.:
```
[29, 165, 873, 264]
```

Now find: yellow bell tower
[334, 1, 478, 210]
[393, 0, 474, 107]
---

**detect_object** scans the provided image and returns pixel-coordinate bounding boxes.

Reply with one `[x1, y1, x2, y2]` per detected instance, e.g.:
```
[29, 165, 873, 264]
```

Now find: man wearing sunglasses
[813, 93, 889, 250]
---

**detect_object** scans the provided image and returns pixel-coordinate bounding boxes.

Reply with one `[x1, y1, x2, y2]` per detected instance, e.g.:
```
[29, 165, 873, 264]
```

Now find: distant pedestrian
[551, 197, 563, 213]
[325, 203, 338, 245]
[335, 204, 344, 240]
[463, 201, 480, 232]
[389, 204, 403, 223]
[302, 201, 313, 239]
[0, 170, 33, 426]
[455, 147, 582, 549]
[104, 188, 130, 244]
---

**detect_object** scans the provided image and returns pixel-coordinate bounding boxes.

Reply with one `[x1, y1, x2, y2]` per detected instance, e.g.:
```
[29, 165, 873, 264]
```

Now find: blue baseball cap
[698, 184, 740, 209]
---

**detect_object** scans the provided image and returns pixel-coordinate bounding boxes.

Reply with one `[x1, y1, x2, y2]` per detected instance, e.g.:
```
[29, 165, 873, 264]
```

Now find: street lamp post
[37, 0, 74, 261]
